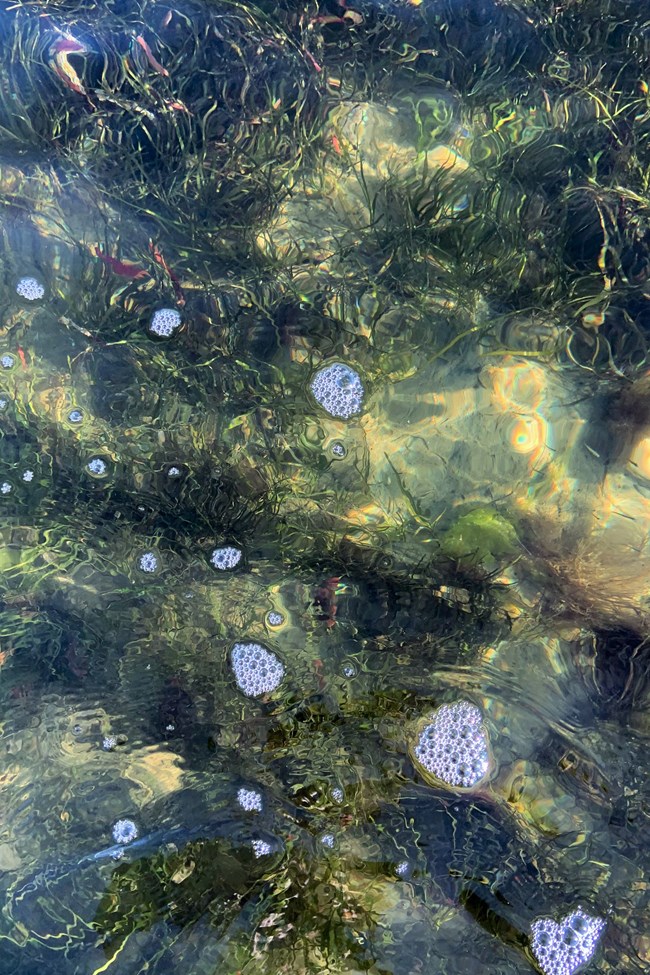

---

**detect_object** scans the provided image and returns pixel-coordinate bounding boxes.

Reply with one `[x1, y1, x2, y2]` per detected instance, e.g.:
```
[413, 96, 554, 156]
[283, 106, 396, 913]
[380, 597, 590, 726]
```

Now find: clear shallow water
[0, 1, 648, 973]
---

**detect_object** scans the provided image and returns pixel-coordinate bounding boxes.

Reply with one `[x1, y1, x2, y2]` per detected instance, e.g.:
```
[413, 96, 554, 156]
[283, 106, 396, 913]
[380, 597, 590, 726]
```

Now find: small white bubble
[0, 397, 8, 411]
[1, 354, 15, 369]
[22, 470, 34, 482]
[67, 408, 84, 425]
[167, 466, 181, 477]
[1, 481, 12, 494]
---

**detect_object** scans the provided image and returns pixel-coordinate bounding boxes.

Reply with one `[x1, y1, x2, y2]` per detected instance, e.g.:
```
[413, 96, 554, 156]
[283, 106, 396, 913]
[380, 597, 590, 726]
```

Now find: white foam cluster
[22, 470, 34, 482]
[531, 909, 605, 975]
[68, 409, 84, 424]
[251, 838, 272, 858]
[331, 786, 344, 804]
[310, 363, 364, 418]
[210, 545, 242, 570]
[87, 458, 107, 476]
[150, 308, 181, 337]
[395, 860, 411, 878]
[1, 482, 12, 495]
[1, 354, 15, 369]
[266, 611, 284, 627]
[231, 642, 285, 697]
[237, 788, 263, 812]
[414, 700, 489, 788]
[16, 276, 45, 301]
[321, 832, 335, 848]
[102, 736, 117, 751]
[112, 818, 138, 845]
[138, 551, 159, 573]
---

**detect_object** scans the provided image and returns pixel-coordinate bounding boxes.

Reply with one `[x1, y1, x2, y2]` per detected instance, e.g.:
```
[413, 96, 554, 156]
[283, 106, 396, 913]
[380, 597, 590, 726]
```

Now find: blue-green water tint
[0, 0, 648, 973]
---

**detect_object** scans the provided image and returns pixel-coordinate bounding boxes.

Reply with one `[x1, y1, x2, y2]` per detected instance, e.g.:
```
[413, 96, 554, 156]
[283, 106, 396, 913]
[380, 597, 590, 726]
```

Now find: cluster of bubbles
[266, 610, 285, 627]
[231, 642, 285, 697]
[413, 700, 490, 789]
[237, 788, 263, 812]
[1, 482, 11, 495]
[530, 909, 606, 975]
[138, 551, 159, 574]
[112, 819, 138, 845]
[167, 466, 181, 477]
[87, 457, 107, 477]
[102, 736, 117, 751]
[68, 408, 84, 425]
[310, 363, 365, 419]
[395, 860, 412, 879]
[1, 354, 15, 370]
[251, 838, 272, 858]
[149, 307, 182, 337]
[330, 441, 346, 458]
[210, 545, 242, 570]
[320, 832, 335, 849]
[16, 276, 45, 301]
[22, 470, 34, 482]
[330, 786, 344, 804]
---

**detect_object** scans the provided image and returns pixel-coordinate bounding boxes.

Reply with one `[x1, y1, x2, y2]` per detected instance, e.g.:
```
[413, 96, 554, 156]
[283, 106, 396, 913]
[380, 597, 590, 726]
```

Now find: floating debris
[310, 363, 365, 418]
[231, 642, 285, 697]
[15, 276, 45, 301]
[530, 908, 605, 975]
[149, 308, 182, 337]
[112, 819, 138, 845]
[237, 788, 263, 812]
[210, 545, 242, 570]
[413, 700, 490, 789]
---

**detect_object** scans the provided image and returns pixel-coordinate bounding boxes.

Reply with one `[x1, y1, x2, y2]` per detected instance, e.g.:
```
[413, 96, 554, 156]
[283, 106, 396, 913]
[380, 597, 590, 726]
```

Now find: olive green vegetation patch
[441, 508, 520, 568]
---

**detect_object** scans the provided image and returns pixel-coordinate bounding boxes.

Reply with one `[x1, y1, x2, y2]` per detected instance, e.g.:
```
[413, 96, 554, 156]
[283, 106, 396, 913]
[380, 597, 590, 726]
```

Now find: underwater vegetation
[0, 0, 648, 974]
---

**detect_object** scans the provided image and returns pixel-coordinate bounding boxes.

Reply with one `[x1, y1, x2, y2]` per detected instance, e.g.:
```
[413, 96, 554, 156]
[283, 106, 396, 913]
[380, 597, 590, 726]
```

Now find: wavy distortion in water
[0, 1, 648, 973]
